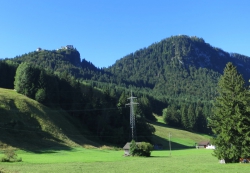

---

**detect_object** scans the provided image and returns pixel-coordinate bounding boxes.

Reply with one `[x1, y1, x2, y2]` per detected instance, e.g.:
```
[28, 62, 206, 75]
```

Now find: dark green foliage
[11, 49, 111, 83]
[35, 88, 46, 103]
[161, 102, 210, 132]
[133, 100, 155, 142]
[136, 142, 153, 157]
[163, 105, 181, 127]
[181, 104, 189, 129]
[209, 62, 250, 163]
[187, 104, 196, 131]
[130, 140, 153, 157]
[129, 140, 137, 156]
[0, 60, 18, 89]
[196, 103, 208, 133]
[106, 35, 233, 102]
[138, 95, 155, 121]
[14, 62, 40, 97]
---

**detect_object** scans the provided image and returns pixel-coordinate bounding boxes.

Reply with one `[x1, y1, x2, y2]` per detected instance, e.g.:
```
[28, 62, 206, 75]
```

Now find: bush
[130, 140, 153, 157]
[129, 140, 137, 156]
[0, 149, 22, 162]
[136, 142, 153, 157]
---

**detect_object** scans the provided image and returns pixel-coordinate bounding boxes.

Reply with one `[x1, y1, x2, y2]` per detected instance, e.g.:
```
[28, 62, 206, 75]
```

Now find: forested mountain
[106, 35, 250, 102]
[1, 35, 250, 140]
[9, 48, 106, 80]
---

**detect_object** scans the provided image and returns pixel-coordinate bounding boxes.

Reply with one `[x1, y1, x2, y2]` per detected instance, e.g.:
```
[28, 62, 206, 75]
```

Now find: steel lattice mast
[126, 90, 138, 141]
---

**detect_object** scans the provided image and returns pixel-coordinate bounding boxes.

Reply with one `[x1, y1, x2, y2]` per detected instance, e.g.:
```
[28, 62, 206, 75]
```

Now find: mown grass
[150, 114, 210, 149]
[0, 148, 249, 173]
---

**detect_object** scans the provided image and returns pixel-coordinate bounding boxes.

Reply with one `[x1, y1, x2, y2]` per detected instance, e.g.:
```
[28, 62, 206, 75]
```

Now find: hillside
[106, 35, 250, 102]
[9, 48, 107, 81]
[150, 115, 210, 149]
[0, 88, 98, 150]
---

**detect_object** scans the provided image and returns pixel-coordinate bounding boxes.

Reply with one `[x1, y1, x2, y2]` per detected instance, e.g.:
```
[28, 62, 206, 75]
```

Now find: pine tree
[209, 62, 250, 163]
[129, 139, 137, 156]
[187, 104, 196, 130]
[181, 104, 189, 129]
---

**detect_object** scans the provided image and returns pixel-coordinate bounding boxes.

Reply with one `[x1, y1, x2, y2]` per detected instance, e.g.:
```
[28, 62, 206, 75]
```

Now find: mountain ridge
[108, 35, 250, 96]
[3, 35, 250, 103]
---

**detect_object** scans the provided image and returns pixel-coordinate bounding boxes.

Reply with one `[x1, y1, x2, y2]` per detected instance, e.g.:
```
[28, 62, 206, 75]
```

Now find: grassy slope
[150, 114, 210, 149]
[0, 88, 97, 150]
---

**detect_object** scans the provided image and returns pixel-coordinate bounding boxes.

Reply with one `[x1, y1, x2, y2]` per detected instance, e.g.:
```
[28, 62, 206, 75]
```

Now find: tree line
[162, 101, 211, 133]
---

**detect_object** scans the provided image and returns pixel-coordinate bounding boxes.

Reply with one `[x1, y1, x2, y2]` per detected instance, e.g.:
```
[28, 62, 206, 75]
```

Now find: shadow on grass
[150, 156, 171, 158]
[0, 126, 73, 153]
[152, 135, 194, 150]
[149, 120, 179, 129]
[0, 100, 74, 153]
[0, 97, 104, 153]
[149, 120, 212, 137]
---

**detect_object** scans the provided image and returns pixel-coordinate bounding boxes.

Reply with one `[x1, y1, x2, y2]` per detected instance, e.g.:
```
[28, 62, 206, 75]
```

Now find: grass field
[150, 114, 210, 149]
[1, 88, 248, 172]
[0, 148, 250, 173]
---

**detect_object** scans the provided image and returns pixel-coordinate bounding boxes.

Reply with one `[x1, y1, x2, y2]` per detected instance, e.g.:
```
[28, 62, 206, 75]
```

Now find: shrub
[129, 140, 137, 156]
[0, 149, 22, 162]
[130, 140, 153, 157]
[136, 142, 153, 157]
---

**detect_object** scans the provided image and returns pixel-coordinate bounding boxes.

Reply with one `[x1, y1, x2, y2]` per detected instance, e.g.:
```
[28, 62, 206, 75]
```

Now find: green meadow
[1, 148, 250, 173]
[1, 88, 249, 172]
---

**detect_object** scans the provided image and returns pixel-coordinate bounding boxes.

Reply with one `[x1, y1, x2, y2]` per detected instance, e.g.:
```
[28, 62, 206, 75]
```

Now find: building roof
[198, 141, 210, 146]
[123, 142, 141, 149]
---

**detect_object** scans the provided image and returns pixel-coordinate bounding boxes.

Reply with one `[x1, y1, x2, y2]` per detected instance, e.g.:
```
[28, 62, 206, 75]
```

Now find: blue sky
[0, 0, 249, 68]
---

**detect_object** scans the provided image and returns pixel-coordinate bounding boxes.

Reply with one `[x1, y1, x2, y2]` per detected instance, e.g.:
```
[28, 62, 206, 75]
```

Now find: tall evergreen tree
[163, 104, 181, 127]
[181, 104, 189, 129]
[187, 104, 196, 130]
[209, 62, 250, 163]
[14, 62, 39, 97]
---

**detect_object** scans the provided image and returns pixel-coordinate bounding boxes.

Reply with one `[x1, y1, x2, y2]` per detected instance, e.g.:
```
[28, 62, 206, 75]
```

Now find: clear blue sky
[0, 0, 249, 68]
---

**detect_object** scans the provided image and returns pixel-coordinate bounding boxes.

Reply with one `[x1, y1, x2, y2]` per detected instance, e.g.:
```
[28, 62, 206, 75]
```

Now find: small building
[123, 142, 141, 156]
[36, 47, 42, 52]
[206, 144, 215, 149]
[60, 45, 74, 50]
[196, 141, 210, 149]
[65, 45, 74, 49]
